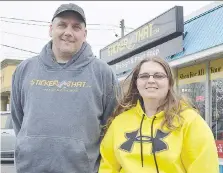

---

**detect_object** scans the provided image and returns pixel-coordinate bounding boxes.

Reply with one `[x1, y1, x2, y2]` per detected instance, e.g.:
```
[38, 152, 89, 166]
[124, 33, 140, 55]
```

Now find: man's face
[49, 11, 87, 56]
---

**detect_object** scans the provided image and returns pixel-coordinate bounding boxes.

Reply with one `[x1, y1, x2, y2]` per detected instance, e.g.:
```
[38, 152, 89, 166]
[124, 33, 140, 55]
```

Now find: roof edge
[184, 2, 223, 24]
[1, 59, 23, 69]
[169, 43, 223, 68]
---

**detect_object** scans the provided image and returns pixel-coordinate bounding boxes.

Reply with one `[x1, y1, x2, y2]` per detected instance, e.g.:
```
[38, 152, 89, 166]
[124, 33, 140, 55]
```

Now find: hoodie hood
[39, 41, 94, 70]
[134, 100, 165, 120]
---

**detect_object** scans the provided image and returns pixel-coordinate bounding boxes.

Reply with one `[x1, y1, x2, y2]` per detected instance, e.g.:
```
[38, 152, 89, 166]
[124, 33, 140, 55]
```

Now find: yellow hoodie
[99, 101, 219, 173]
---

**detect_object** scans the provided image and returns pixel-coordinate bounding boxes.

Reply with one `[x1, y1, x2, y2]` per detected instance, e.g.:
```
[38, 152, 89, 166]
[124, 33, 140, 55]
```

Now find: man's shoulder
[91, 57, 113, 73]
[15, 56, 39, 73]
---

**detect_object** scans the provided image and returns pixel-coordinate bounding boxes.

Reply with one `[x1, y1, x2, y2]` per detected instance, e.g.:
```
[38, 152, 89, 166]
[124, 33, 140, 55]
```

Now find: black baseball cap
[52, 3, 86, 25]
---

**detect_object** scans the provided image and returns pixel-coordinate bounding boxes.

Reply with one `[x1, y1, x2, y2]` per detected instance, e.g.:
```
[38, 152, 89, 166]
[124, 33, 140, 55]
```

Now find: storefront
[174, 57, 223, 170]
[100, 2, 223, 171]
[177, 63, 206, 119]
[168, 4, 223, 169]
[210, 58, 223, 168]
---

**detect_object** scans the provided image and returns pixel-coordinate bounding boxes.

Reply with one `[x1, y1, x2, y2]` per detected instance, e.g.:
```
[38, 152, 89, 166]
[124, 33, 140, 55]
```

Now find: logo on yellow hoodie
[120, 129, 170, 154]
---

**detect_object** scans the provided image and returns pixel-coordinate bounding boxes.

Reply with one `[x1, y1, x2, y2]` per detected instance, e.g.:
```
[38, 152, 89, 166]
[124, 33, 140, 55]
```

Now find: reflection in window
[177, 63, 206, 120]
[178, 82, 205, 119]
[212, 79, 223, 140]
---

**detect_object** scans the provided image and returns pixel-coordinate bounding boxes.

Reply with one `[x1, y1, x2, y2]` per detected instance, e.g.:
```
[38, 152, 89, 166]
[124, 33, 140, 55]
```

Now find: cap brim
[52, 10, 85, 24]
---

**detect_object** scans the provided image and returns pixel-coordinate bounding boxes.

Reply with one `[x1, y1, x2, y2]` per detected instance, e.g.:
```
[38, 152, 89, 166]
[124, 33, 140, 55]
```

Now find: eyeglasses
[137, 72, 168, 81]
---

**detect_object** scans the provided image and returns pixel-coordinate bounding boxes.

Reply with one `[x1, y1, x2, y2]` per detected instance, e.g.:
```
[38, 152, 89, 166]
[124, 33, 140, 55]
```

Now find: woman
[98, 56, 219, 173]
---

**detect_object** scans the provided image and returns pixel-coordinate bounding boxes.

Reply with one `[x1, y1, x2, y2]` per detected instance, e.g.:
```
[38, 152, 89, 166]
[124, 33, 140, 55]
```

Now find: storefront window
[210, 58, 223, 140]
[177, 63, 206, 119]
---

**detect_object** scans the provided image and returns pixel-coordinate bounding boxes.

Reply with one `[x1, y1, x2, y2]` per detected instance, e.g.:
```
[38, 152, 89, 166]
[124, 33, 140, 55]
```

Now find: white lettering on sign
[115, 48, 160, 70]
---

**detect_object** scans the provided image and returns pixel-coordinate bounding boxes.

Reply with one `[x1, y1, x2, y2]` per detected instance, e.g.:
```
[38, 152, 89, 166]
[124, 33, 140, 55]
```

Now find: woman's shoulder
[112, 107, 137, 124]
[180, 107, 204, 125]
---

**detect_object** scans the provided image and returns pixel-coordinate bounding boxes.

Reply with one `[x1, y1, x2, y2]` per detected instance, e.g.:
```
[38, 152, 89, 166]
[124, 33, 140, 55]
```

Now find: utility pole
[120, 19, 125, 38]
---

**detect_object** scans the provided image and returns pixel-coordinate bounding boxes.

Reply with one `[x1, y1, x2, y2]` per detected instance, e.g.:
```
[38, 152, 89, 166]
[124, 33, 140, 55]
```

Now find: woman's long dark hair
[104, 56, 193, 135]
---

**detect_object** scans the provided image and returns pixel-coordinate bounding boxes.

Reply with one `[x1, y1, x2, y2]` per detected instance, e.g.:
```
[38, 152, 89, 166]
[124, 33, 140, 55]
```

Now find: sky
[0, 1, 213, 61]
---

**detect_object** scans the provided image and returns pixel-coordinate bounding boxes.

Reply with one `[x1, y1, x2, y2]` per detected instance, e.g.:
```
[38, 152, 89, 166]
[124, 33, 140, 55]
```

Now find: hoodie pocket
[15, 135, 90, 173]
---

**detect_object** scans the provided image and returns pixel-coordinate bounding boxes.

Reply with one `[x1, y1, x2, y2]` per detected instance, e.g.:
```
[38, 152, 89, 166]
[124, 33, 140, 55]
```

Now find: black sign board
[111, 36, 183, 76]
[100, 6, 183, 63]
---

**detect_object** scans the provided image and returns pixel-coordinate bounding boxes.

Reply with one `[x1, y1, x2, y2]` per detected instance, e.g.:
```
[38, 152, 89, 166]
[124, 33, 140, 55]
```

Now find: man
[11, 3, 118, 173]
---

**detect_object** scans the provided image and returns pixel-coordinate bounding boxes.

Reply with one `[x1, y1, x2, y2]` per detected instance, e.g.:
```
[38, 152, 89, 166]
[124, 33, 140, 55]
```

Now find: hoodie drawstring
[139, 115, 160, 173]
[139, 114, 146, 167]
[151, 116, 159, 173]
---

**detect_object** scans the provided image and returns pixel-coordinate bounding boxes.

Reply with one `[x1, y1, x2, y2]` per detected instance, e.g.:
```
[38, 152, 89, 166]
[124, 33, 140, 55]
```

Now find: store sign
[100, 6, 184, 63]
[111, 36, 183, 75]
[178, 63, 206, 85]
[210, 58, 223, 80]
[216, 140, 223, 158]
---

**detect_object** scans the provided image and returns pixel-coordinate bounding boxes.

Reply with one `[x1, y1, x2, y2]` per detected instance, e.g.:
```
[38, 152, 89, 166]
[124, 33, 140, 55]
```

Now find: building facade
[1, 59, 22, 111]
[169, 3, 223, 169]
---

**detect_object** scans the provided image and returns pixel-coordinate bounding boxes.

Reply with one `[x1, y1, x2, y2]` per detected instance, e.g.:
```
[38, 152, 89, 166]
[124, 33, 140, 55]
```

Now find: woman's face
[136, 61, 170, 102]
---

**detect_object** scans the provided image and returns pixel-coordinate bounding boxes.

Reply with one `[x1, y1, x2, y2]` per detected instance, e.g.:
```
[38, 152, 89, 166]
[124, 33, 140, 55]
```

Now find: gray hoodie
[11, 41, 118, 173]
